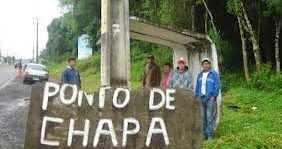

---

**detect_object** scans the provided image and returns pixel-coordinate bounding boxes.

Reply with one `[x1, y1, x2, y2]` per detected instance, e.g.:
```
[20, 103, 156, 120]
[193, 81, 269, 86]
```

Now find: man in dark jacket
[142, 55, 161, 88]
[61, 58, 81, 88]
[195, 58, 220, 140]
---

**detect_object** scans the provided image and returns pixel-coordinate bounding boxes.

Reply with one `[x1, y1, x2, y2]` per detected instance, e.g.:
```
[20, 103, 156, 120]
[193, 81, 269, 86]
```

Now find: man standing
[195, 58, 220, 140]
[142, 55, 161, 88]
[161, 62, 172, 89]
[168, 57, 193, 90]
[61, 58, 81, 88]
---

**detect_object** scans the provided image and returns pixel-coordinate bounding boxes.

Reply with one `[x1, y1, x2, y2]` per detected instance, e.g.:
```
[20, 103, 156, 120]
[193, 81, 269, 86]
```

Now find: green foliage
[263, 0, 282, 17]
[129, 0, 203, 29]
[41, 15, 77, 62]
[42, 0, 101, 62]
[248, 64, 282, 91]
[220, 72, 245, 92]
[130, 41, 172, 89]
[208, 28, 234, 69]
[220, 65, 282, 92]
[76, 52, 100, 73]
[227, 0, 242, 16]
[205, 72, 282, 148]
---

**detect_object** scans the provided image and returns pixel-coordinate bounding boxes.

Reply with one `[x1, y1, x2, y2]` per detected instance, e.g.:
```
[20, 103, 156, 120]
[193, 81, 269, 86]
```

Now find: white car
[23, 63, 49, 84]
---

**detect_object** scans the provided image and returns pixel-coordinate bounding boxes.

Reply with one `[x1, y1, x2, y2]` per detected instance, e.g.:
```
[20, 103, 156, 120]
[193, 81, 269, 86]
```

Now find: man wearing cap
[195, 58, 220, 140]
[168, 57, 193, 90]
[142, 55, 161, 88]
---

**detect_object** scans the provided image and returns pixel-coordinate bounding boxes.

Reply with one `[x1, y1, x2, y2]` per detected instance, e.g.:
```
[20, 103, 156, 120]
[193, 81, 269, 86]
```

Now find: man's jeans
[200, 96, 216, 139]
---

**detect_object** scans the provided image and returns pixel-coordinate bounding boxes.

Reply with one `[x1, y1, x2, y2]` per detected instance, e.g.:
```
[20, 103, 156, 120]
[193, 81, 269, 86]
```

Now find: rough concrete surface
[25, 84, 203, 149]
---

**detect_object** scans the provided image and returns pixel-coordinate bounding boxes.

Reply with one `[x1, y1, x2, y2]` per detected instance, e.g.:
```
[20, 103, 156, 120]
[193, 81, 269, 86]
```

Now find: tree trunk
[205, 10, 208, 34]
[237, 16, 251, 82]
[201, 0, 217, 33]
[275, 19, 281, 73]
[191, 0, 196, 32]
[240, 1, 262, 72]
[257, 0, 261, 43]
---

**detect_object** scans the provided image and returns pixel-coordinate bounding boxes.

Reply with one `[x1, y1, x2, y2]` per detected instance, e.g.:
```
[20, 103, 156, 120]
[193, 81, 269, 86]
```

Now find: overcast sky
[0, 0, 61, 59]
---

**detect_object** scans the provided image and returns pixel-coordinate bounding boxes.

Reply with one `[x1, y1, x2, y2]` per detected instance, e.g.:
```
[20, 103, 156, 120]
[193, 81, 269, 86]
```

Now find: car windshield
[27, 65, 47, 71]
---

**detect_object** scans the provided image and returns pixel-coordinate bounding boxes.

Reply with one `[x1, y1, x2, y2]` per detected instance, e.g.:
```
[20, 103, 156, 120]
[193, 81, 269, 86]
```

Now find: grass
[204, 70, 282, 148]
[46, 53, 282, 148]
[204, 88, 282, 148]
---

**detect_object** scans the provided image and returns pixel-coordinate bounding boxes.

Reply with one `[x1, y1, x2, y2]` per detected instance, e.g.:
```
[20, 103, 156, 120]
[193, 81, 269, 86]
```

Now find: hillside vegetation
[46, 50, 282, 149]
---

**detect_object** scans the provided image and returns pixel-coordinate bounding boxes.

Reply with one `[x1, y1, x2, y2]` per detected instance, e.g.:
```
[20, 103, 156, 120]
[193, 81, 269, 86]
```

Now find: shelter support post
[101, 0, 130, 86]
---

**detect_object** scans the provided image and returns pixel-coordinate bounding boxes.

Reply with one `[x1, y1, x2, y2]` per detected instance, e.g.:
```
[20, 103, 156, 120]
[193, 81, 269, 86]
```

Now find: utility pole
[6, 49, 9, 65]
[32, 42, 34, 62]
[36, 17, 39, 63]
[31, 20, 34, 62]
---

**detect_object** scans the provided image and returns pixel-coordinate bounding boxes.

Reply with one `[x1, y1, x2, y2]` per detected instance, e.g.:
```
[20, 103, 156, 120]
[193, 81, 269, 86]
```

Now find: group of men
[61, 54, 220, 140]
[142, 54, 220, 140]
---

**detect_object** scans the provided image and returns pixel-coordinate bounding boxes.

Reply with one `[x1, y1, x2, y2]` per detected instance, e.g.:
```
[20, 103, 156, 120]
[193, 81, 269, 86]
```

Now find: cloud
[0, 0, 61, 59]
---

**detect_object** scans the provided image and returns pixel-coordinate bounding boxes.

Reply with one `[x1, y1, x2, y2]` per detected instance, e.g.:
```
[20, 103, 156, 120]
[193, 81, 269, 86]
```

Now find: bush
[76, 52, 100, 73]
[220, 72, 245, 92]
[249, 64, 282, 92]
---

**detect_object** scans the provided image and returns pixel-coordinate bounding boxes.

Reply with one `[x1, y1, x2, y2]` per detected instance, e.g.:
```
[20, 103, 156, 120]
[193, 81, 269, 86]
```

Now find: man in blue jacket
[61, 58, 81, 88]
[196, 58, 220, 140]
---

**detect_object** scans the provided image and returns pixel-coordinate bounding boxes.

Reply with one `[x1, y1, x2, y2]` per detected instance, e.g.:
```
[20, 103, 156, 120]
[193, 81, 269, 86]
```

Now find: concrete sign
[24, 82, 203, 149]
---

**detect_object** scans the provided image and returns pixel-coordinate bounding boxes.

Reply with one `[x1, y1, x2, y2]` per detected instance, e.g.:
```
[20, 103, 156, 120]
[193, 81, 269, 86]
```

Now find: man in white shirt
[195, 58, 220, 140]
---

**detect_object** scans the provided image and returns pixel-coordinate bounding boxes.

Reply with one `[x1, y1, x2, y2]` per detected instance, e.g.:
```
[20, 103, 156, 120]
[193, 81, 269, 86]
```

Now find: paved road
[0, 66, 16, 90]
[0, 66, 32, 149]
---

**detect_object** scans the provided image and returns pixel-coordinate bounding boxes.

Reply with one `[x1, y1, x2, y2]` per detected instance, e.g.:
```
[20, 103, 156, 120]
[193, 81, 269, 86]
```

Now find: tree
[228, 0, 262, 72]
[227, 0, 251, 81]
[201, 0, 217, 33]
[45, 0, 279, 77]
[238, 16, 251, 82]
[264, 0, 282, 73]
[191, 0, 196, 31]
[275, 20, 281, 73]
[43, 17, 75, 61]
[42, 0, 102, 61]
[240, 1, 262, 72]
